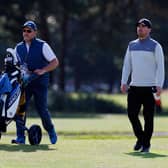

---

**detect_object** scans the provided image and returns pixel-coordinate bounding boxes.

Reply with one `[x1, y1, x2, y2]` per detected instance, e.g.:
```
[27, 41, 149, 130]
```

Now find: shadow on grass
[0, 144, 56, 152]
[125, 151, 167, 158]
[54, 112, 111, 118]
[27, 111, 130, 119]
[27, 112, 106, 118]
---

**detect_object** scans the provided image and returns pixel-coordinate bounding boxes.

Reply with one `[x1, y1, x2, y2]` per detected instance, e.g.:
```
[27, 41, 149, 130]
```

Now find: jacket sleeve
[121, 45, 132, 85]
[155, 43, 165, 88]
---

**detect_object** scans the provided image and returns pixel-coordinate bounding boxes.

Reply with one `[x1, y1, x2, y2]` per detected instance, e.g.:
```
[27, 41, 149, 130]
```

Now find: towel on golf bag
[0, 73, 12, 95]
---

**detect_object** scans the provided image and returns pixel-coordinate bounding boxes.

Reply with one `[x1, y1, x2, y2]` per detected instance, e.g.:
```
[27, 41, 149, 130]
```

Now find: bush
[48, 91, 126, 113]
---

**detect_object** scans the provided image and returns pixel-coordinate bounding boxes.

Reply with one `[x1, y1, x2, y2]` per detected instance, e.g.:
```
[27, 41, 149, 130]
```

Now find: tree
[0, 0, 168, 92]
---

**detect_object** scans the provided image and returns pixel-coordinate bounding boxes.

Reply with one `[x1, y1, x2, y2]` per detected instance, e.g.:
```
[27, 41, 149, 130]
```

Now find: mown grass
[0, 92, 168, 168]
[0, 132, 168, 168]
[1, 114, 168, 168]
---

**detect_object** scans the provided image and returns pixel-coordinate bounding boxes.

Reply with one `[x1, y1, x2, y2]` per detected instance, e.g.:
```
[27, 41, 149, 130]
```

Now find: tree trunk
[59, 10, 69, 92]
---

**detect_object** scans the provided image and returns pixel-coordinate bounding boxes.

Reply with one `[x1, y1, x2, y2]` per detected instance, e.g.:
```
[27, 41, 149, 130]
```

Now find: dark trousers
[127, 86, 155, 147]
[25, 83, 54, 132]
[16, 82, 54, 138]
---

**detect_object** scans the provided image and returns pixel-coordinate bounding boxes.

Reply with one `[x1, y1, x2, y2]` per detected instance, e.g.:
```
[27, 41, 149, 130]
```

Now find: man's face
[137, 23, 151, 39]
[22, 27, 36, 42]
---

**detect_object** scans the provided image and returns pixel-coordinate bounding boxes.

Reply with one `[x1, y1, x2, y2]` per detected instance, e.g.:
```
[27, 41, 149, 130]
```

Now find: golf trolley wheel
[28, 124, 42, 145]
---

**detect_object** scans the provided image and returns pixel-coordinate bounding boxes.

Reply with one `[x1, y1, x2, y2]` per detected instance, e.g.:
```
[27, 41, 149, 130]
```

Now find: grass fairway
[0, 136, 168, 168]
[0, 114, 168, 168]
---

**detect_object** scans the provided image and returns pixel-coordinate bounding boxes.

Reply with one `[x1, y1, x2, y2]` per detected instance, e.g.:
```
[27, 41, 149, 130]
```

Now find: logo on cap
[23, 21, 37, 30]
[136, 18, 152, 28]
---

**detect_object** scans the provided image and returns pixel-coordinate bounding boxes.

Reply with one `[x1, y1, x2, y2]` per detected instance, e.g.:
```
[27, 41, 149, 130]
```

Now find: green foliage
[0, 1, 168, 90]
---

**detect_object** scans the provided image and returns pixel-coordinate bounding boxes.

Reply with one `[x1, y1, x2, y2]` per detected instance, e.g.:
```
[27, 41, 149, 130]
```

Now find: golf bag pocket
[5, 83, 21, 118]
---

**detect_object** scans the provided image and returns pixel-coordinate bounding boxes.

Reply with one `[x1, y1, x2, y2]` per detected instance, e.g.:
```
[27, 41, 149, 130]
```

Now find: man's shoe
[140, 146, 150, 153]
[134, 141, 142, 151]
[11, 136, 25, 144]
[48, 128, 57, 144]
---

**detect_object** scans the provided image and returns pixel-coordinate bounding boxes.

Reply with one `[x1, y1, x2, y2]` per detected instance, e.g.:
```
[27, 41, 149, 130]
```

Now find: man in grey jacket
[121, 18, 165, 153]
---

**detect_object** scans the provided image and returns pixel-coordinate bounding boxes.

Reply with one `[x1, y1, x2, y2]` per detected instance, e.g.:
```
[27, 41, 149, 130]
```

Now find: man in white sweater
[121, 18, 165, 153]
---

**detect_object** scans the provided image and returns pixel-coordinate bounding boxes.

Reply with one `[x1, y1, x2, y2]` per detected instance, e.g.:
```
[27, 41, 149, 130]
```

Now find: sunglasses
[23, 29, 32, 33]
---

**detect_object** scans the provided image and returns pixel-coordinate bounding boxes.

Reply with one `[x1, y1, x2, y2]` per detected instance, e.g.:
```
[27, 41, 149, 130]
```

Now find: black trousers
[127, 86, 155, 147]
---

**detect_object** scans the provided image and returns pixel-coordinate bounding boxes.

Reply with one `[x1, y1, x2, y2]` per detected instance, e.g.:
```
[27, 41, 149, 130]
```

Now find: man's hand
[156, 86, 162, 96]
[34, 69, 47, 75]
[120, 84, 128, 94]
[33, 58, 59, 76]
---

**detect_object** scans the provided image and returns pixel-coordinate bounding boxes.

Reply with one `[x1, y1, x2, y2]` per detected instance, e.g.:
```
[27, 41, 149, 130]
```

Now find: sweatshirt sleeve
[121, 46, 132, 85]
[155, 43, 165, 88]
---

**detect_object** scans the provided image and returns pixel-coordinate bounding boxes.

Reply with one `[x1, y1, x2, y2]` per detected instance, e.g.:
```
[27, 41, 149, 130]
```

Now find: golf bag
[0, 48, 42, 145]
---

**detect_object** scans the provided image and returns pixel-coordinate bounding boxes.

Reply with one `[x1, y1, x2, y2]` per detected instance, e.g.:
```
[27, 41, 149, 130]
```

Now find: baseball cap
[136, 18, 152, 28]
[23, 21, 37, 30]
